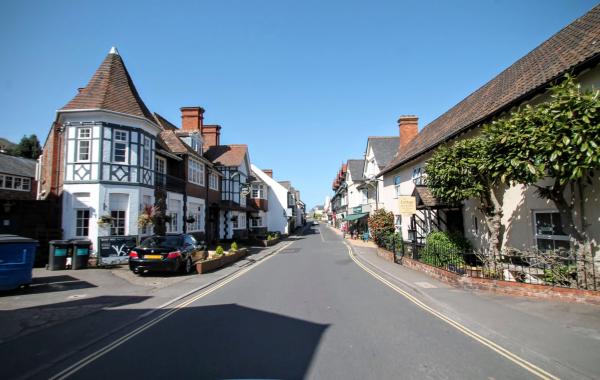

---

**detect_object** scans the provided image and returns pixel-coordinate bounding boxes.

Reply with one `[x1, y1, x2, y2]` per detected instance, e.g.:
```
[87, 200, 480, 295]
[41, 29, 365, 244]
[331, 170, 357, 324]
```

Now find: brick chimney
[180, 107, 204, 132]
[201, 125, 221, 150]
[398, 115, 418, 151]
[263, 169, 273, 178]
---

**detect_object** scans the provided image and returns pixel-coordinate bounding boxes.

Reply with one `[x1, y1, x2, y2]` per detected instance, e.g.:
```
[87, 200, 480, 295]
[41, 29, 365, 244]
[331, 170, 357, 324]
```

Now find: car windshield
[139, 236, 182, 249]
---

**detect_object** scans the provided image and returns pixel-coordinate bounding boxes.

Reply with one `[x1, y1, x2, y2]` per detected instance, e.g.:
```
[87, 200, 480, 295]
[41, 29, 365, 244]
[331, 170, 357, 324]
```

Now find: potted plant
[97, 214, 113, 228]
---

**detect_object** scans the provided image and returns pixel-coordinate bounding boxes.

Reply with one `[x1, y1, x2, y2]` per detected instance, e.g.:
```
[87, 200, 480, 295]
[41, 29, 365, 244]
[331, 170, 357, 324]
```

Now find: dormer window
[190, 134, 203, 155]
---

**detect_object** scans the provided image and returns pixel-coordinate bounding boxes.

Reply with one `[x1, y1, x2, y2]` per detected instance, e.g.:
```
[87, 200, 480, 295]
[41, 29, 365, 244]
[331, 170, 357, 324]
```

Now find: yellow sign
[398, 196, 416, 214]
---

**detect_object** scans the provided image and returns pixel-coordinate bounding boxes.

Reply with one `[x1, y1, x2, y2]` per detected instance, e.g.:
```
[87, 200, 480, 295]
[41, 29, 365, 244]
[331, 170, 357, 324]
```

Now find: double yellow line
[345, 243, 559, 380]
[50, 241, 294, 380]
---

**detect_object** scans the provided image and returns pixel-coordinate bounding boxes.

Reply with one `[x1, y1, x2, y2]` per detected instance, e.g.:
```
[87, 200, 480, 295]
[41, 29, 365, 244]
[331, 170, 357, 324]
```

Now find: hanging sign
[398, 196, 416, 214]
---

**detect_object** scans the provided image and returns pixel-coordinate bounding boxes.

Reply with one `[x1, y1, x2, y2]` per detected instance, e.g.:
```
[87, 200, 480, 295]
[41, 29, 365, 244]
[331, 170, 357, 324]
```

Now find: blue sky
[0, 0, 596, 208]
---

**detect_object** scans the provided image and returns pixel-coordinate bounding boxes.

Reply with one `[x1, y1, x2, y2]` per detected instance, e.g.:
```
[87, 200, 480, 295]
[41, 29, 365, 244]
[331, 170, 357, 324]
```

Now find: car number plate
[144, 254, 162, 259]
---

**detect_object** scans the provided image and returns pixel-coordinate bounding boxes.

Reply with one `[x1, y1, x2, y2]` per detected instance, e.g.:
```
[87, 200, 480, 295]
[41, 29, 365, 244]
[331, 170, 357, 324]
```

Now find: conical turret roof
[61, 47, 154, 123]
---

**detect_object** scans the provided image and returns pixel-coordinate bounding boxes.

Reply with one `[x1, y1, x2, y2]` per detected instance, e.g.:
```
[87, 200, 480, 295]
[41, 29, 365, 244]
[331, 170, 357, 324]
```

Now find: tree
[367, 208, 395, 245]
[425, 137, 504, 257]
[11, 134, 42, 159]
[484, 75, 600, 284]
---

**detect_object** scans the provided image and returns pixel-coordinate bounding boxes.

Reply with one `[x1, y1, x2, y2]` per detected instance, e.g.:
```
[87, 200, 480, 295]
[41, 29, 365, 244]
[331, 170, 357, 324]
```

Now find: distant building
[0, 153, 37, 200]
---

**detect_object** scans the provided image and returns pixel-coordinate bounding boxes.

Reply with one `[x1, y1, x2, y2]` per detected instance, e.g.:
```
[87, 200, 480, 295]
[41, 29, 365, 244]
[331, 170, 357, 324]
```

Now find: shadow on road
[0, 275, 98, 296]
[69, 303, 329, 380]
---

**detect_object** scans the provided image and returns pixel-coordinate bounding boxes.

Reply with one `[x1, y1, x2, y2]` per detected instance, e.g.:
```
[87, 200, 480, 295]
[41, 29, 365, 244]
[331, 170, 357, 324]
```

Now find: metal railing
[370, 229, 600, 291]
[406, 242, 598, 291]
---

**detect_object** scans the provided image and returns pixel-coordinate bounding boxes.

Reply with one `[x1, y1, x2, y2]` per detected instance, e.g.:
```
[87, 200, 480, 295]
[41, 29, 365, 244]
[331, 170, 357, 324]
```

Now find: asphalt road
[35, 224, 555, 380]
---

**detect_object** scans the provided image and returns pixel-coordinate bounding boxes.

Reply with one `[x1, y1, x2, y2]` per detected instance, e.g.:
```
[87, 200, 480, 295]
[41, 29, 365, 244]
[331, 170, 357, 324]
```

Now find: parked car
[129, 234, 204, 275]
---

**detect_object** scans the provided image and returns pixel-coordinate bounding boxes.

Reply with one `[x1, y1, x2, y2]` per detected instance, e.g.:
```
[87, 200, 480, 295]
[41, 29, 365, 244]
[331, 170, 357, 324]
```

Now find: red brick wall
[39, 123, 65, 199]
[401, 256, 600, 305]
[398, 115, 418, 151]
[376, 247, 395, 263]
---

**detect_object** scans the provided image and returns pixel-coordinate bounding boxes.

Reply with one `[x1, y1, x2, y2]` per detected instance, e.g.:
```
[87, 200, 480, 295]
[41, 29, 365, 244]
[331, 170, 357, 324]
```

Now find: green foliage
[380, 232, 403, 253]
[421, 231, 470, 267]
[425, 137, 493, 204]
[230, 241, 238, 251]
[367, 208, 395, 245]
[9, 134, 42, 159]
[266, 231, 280, 241]
[544, 264, 577, 287]
[484, 74, 600, 187]
[215, 246, 224, 256]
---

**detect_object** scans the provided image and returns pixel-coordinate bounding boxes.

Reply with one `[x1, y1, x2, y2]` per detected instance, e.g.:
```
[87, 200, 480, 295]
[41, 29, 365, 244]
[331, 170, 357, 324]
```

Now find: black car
[129, 234, 203, 275]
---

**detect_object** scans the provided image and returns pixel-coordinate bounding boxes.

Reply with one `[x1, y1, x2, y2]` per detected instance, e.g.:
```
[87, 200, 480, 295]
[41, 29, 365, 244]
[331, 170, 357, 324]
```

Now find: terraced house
[376, 6, 600, 259]
[38, 47, 302, 262]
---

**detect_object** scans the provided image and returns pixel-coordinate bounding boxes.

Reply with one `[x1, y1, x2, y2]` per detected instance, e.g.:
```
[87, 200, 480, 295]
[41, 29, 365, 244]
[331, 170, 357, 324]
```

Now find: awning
[343, 212, 369, 221]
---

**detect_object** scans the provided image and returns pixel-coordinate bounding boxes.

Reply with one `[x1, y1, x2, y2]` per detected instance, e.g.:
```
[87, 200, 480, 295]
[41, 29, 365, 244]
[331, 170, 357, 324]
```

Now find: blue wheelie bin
[0, 234, 38, 291]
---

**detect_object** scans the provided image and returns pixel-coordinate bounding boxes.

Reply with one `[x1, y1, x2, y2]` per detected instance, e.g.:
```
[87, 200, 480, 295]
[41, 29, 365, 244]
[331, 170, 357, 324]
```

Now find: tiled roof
[381, 5, 600, 175]
[153, 112, 178, 130]
[204, 144, 248, 167]
[0, 153, 37, 177]
[368, 137, 399, 169]
[61, 49, 155, 123]
[347, 159, 365, 181]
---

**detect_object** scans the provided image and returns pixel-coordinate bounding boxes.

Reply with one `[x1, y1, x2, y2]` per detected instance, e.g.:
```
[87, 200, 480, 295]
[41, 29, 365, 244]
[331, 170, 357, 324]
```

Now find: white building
[251, 165, 292, 235]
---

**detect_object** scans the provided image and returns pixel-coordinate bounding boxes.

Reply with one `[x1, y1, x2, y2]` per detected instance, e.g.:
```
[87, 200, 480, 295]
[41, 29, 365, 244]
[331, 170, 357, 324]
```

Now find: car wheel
[184, 257, 193, 274]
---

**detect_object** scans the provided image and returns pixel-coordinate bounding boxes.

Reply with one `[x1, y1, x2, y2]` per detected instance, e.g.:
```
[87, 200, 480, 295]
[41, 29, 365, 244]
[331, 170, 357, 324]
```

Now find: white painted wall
[251, 164, 290, 234]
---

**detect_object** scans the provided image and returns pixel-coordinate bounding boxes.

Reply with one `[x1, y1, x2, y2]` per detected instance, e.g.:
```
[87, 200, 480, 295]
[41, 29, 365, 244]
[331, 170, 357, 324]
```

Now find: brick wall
[376, 247, 395, 263]
[401, 256, 600, 305]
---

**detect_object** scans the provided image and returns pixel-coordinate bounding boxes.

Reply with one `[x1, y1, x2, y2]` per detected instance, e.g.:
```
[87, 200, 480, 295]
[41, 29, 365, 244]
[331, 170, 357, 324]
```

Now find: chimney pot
[263, 169, 273, 178]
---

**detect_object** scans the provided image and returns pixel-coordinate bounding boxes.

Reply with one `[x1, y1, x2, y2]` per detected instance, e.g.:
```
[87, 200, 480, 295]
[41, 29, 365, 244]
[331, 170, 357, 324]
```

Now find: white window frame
[533, 210, 570, 251]
[361, 189, 368, 204]
[77, 127, 92, 162]
[142, 136, 151, 168]
[188, 158, 205, 186]
[394, 176, 401, 198]
[113, 130, 128, 164]
[187, 203, 203, 232]
[209, 172, 219, 190]
[0, 174, 31, 192]
[75, 209, 90, 237]
[251, 184, 265, 199]
[251, 216, 263, 228]
[110, 210, 127, 236]
[412, 167, 423, 185]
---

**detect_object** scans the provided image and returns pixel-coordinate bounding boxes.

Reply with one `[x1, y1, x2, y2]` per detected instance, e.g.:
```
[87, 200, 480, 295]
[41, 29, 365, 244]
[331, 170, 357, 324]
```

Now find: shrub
[215, 246, 224, 256]
[230, 242, 238, 251]
[368, 209, 395, 245]
[421, 231, 470, 268]
[380, 232, 403, 254]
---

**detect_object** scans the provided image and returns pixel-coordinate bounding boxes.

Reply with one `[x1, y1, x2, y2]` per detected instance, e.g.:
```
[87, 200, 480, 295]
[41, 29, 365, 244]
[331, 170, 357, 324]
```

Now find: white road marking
[49, 241, 295, 380]
[345, 242, 559, 380]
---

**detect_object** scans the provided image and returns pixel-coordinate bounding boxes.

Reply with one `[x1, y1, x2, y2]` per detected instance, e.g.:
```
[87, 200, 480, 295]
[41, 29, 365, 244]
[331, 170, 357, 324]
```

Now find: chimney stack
[180, 107, 205, 132]
[201, 125, 221, 150]
[398, 115, 418, 151]
[263, 169, 273, 178]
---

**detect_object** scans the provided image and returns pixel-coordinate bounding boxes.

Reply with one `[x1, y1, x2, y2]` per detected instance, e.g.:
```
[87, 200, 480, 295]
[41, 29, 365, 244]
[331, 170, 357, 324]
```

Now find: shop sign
[353, 206, 362, 214]
[98, 235, 137, 265]
[398, 196, 416, 214]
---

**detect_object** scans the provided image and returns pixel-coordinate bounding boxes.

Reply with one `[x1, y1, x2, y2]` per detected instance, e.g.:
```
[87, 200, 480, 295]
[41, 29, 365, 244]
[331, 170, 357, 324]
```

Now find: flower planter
[192, 250, 208, 262]
[261, 238, 280, 247]
[195, 248, 249, 273]
[195, 256, 224, 273]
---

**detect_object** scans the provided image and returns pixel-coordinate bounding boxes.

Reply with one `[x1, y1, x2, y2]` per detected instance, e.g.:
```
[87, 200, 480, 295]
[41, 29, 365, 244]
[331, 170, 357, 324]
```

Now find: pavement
[1, 224, 599, 379]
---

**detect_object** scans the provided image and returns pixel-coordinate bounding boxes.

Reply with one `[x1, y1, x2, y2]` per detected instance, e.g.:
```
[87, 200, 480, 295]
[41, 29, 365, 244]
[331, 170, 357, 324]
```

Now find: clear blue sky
[0, 0, 596, 208]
